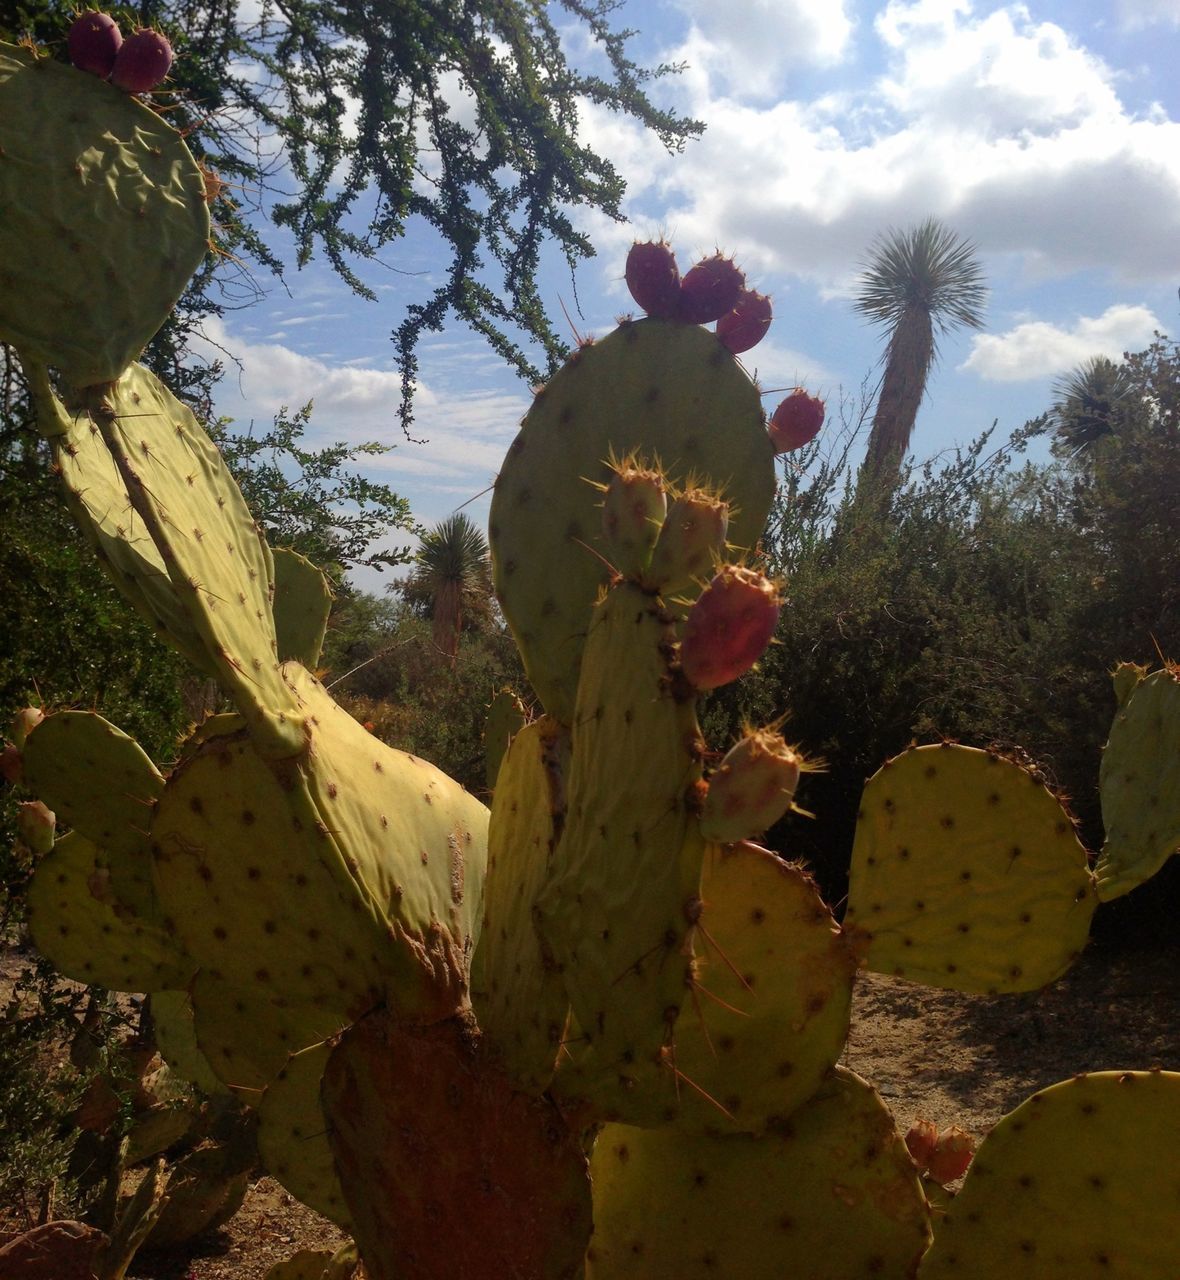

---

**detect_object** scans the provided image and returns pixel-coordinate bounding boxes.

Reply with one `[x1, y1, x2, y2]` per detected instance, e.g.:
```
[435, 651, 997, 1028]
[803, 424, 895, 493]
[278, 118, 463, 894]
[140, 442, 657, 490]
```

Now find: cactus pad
[272, 547, 333, 668]
[1095, 667, 1180, 900]
[258, 1041, 352, 1228]
[323, 1011, 592, 1280]
[471, 716, 570, 1092]
[150, 990, 227, 1096]
[845, 745, 1096, 993]
[919, 1070, 1180, 1279]
[586, 1067, 931, 1278]
[483, 687, 528, 792]
[0, 42, 209, 387]
[26, 831, 194, 991]
[490, 319, 773, 722]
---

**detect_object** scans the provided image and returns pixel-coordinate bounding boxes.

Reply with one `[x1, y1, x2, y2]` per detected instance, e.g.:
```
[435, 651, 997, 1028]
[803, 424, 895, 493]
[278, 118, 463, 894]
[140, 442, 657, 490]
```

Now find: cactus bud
[679, 565, 779, 691]
[17, 800, 55, 857]
[602, 462, 667, 578]
[644, 488, 729, 595]
[0, 744, 21, 786]
[10, 707, 44, 750]
[904, 1118, 939, 1170]
[700, 729, 802, 842]
[926, 1126, 975, 1184]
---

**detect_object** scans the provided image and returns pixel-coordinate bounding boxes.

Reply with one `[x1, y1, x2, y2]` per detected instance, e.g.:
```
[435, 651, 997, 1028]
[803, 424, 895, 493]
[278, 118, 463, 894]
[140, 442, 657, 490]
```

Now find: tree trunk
[862, 304, 934, 489]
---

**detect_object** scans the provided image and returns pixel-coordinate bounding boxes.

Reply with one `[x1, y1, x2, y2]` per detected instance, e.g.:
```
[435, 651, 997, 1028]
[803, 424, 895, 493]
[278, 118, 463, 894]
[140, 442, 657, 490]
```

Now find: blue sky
[193, 0, 1180, 592]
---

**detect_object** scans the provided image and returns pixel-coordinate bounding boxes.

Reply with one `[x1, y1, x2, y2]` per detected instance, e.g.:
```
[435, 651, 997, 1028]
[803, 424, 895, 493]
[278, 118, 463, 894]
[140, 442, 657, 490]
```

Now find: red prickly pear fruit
[926, 1125, 975, 1184]
[110, 28, 173, 93]
[700, 728, 802, 842]
[625, 241, 681, 318]
[0, 744, 21, 786]
[679, 565, 780, 691]
[10, 707, 44, 750]
[677, 253, 746, 325]
[716, 289, 773, 354]
[602, 460, 668, 577]
[17, 800, 55, 857]
[67, 10, 123, 77]
[904, 1118, 939, 1170]
[643, 487, 729, 595]
[768, 388, 825, 453]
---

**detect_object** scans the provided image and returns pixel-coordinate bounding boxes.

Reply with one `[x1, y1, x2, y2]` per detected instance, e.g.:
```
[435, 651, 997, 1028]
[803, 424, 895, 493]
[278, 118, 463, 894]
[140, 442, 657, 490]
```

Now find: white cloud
[1117, 0, 1180, 30]
[960, 304, 1162, 381]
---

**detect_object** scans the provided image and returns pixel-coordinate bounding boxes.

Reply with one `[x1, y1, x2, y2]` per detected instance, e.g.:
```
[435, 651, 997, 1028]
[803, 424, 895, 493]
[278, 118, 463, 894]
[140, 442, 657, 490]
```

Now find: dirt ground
[4, 937, 1177, 1278]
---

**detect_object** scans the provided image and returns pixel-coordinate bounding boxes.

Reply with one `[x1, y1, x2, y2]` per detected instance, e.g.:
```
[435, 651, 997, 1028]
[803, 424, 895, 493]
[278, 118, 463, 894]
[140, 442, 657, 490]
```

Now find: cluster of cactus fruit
[2, 29, 1180, 1279]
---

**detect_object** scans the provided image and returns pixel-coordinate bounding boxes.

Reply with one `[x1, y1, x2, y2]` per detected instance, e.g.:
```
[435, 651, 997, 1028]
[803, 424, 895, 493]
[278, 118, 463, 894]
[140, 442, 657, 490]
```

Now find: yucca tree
[1049, 355, 1134, 458]
[855, 218, 987, 488]
[406, 513, 493, 663]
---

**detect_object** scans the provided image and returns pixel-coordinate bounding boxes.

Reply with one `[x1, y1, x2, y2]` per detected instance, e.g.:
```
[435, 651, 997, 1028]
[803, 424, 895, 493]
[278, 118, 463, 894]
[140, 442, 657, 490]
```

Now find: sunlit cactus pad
[846, 744, 1096, 993]
[919, 1070, 1180, 1279]
[0, 41, 209, 386]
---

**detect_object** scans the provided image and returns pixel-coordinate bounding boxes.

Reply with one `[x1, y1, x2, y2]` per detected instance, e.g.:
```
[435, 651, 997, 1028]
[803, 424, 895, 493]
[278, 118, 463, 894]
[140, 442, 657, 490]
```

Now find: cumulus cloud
[959, 304, 1162, 381]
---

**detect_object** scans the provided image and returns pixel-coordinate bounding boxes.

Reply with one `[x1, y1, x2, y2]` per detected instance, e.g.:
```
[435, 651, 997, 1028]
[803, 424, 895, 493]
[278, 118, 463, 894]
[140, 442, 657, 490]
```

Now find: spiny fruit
[110, 28, 173, 93]
[768, 388, 825, 453]
[624, 240, 681, 319]
[904, 1118, 939, 1170]
[716, 289, 772, 354]
[602, 460, 668, 577]
[678, 253, 745, 325]
[10, 707, 44, 750]
[926, 1125, 975, 1184]
[644, 487, 729, 595]
[679, 565, 780, 691]
[699, 728, 801, 842]
[67, 10, 123, 77]
[16, 801, 55, 857]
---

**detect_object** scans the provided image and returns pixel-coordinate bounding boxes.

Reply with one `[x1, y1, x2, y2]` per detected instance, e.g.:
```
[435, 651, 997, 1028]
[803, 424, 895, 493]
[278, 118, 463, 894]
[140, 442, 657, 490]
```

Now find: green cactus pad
[490, 319, 774, 723]
[471, 716, 570, 1092]
[26, 831, 194, 992]
[150, 990, 227, 1096]
[537, 583, 703, 1122]
[273, 547, 333, 668]
[124, 1099, 200, 1165]
[32, 369, 215, 674]
[587, 1067, 931, 1278]
[323, 1011, 592, 1280]
[189, 971, 345, 1098]
[845, 745, 1096, 993]
[258, 1041, 352, 1228]
[919, 1070, 1180, 1279]
[0, 43, 210, 387]
[22, 711, 164, 919]
[82, 365, 306, 757]
[1095, 667, 1180, 901]
[483, 687, 528, 792]
[145, 1145, 251, 1248]
[670, 842, 854, 1134]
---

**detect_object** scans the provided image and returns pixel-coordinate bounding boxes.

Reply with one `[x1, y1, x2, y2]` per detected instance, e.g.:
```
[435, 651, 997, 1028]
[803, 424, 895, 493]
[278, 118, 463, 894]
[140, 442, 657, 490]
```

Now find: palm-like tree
[1049, 355, 1134, 458]
[855, 218, 987, 487]
[405, 513, 493, 663]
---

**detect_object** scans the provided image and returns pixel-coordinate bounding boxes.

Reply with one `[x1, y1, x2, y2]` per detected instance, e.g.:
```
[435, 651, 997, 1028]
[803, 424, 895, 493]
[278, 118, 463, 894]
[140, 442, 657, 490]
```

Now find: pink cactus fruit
[0, 744, 21, 786]
[601, 460, 667, 577]
[10, 706, 44, 750]
[925, 1125, 976, 1184]
[625, 241, 682, 319]
[677, 253, 746, 325]
[716, 288, 773, 354]
[110, 28, 173, 93]
[679, 565, 780, 691]
[643, 487, 729, 595]
[67, 10, 123, 77]
[17, 800, 56, 858]
[768, 388, 825, 453]
[700, 728, 802, 843]
[904, 1118, 939, 1170]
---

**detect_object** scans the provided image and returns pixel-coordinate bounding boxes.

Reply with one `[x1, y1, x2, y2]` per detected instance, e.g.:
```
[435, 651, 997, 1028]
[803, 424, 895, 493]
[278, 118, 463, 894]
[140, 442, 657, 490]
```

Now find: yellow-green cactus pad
[1095, 667, 1180, 901]
[189, 971, 345, 1097]
[84, 365, 306, 756]
[258, 1041, 351, 1228]
[919, 1070, 1180, 1279]
[26, 832, 194, 991]
[0, 43, 210, 387]
[490, 319, 774, 723]
[272, 547, 333, 668]
[587, 1067, 931, 1278]
[151, 990, 227, 1096]
[483, 687, 528, 792]
[22, 711, 164, 919]
[471, 716, 570, 1092]
[670, 843, 854, 1134]
[145, 1144, 251, 1248]
[324, 1012, 592, 1280]
[537, 583, 703, 1122]
[845, 745, 1096, 993]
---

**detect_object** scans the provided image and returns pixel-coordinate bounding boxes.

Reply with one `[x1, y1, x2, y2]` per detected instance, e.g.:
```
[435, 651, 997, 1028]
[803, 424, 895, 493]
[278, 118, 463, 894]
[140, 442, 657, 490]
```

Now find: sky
[193, 0, 1180, 593]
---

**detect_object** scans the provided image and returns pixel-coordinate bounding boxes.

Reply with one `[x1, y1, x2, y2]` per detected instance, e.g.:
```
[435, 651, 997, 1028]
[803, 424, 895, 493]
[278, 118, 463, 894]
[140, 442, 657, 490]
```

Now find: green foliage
[396, 513, 495, 660]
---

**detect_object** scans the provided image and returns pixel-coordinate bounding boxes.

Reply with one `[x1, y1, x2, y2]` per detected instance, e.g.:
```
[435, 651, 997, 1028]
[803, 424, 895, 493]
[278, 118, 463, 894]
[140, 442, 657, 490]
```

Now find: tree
[854, 218, 987, 489]
[399, 513, 494, 662]
[1049, 355, 1135, 458]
